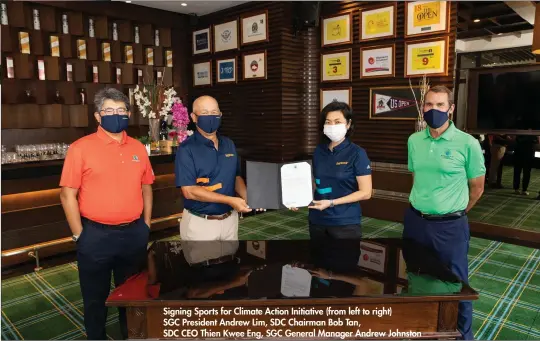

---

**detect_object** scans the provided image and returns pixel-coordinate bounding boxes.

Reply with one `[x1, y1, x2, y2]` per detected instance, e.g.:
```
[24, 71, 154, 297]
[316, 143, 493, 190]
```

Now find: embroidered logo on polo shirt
[336, 161, 348, 165]
[225, 154, 235, 157]
[132, 155, 140, 162]
[442, 150, 452, 159]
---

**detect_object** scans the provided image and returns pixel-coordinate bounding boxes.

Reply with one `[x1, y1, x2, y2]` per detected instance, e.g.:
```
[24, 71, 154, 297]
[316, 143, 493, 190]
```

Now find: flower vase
[148, 118, 160, 142]
[415, 119, 426, 132]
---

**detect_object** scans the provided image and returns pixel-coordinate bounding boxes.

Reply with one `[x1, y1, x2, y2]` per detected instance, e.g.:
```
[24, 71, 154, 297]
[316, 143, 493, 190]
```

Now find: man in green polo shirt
[405, 85, 485, 340]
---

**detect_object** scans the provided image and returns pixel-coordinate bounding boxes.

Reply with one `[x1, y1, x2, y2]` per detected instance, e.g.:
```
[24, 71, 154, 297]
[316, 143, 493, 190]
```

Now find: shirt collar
[194, 130, 222, 147]
[327, 138, 351, 153]
[97, 126, 127, 145]
[424, 121, 456, 141]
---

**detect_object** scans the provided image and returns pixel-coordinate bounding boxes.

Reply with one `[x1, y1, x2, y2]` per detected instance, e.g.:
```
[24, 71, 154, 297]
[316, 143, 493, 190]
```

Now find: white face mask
[323, 123, 347, 142]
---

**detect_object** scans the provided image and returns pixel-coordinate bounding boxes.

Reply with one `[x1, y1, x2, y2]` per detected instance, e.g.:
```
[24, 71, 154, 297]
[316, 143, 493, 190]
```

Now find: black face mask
[423, 109, 449, 129]
[101, 114, 129, 133]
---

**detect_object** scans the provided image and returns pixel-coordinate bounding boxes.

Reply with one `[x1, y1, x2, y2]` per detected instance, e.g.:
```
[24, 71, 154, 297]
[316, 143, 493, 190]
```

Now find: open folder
[246, 160, 313, 210]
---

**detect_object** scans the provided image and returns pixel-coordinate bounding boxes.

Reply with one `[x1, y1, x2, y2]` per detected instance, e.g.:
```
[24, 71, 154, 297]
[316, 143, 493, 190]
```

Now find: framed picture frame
[213, 19, 239, 53]
[192, 27, 211, 55]
[321, 12, 353, 47]
[241, 10, 269, 46]
[397, 247, 407, 281]
[360, 44, 395, 79]
[320, 87, 352, 110]
[369, 86, 421, 120]
[193, 61, 212, 87]
[359, 3, 397, 42]
[405, 1, 450, 38]
[405, 36, 449, 78]
[243, 50, 267, 80]
[321, 49, 352, 83]
[358, 241, 388, 274]
[216, 57, 237, 84]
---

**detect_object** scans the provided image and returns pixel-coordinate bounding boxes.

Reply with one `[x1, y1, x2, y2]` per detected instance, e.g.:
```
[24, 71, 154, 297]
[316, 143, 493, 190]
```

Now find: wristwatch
[72, 234, 80, 242]
[330, 200, 335, 208]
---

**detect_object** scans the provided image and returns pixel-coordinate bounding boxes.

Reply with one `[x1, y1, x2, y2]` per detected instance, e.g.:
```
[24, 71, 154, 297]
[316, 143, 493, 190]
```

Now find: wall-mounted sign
[243, 51, 267, 80]
[369, 86, 421, 120]
[241, 10, 269, 45]
[406, 1, 450, 37]
[193, 61, 212, 87]
[405, 37, 449, 77]
[321, 12, 353, 47]
[359, 3, 396, 41]
[320, 87, 352, 110]
[321, 49, 352, 82]
[216, 57, 237, 83]
[360, 44, 395, 79]
[214, 20, 238, 53]
[192, 27, 211, 55]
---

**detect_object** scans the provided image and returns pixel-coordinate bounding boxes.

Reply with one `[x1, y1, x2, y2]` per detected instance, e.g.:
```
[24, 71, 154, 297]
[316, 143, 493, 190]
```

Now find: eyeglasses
[101, 107, 128, 115]
[196, 110, 222, 116]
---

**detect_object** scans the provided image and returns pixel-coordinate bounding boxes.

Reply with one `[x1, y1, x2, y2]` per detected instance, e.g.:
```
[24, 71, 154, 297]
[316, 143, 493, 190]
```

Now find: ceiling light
[125, 0, 131, 3]
[473, 19, 480, 23]
[497, 33, 502, 36]
[181, 3, 187, 6]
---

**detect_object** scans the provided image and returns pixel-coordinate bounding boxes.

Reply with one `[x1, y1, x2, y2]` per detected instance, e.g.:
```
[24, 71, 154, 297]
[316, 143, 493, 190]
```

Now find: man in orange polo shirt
[59, 87, 154, 340]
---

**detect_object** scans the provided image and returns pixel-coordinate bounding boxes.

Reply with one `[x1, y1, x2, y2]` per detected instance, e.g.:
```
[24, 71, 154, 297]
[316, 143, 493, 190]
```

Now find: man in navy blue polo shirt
[307, 101, 373, 239]
[175, 96, 252, 240]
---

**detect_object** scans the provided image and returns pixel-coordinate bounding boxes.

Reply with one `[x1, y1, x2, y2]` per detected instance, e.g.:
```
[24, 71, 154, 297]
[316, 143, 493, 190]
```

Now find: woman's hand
[308, 268, 332, 279]
[288, 207, 299, 211]
[308, 200, 331, 211]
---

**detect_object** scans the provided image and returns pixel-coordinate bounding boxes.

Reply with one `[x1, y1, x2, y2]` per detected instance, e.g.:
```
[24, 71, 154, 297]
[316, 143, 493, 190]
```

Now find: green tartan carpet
[2, 209, 539, 340]
[468, 167, 540, 233]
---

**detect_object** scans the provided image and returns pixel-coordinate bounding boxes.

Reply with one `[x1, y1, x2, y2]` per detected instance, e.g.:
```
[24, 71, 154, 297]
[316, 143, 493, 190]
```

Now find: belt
[81, 217, 139, 229]
[188, 210, 233, 221]
[190, 255, 237, 268]
[410, 205, 466, 221]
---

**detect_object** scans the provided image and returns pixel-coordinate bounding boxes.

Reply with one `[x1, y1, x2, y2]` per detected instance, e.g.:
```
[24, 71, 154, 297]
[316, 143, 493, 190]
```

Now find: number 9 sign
[422, 57, 429, 65]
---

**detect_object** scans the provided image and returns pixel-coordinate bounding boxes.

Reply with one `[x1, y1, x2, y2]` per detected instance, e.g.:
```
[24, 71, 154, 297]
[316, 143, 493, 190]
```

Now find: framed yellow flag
[359, 3, 397, 42]
[405, 37, 449, 78]
[321, 13, 353, 47]
[405, 1, 450, 38]
[321, 49, 352, 82]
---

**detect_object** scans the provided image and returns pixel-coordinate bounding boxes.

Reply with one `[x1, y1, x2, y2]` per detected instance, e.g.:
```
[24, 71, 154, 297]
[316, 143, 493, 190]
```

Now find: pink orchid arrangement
[171, 98, 192, 143]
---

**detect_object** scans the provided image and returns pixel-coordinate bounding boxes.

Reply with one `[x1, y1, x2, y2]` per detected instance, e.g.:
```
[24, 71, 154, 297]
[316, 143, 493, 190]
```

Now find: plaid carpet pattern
[468, 167, 540, 233]
[2, 209, 539, 340]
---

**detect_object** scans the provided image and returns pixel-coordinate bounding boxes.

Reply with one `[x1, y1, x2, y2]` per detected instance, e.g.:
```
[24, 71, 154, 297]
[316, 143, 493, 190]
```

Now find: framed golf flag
[321, 49, 352, 82]
[405, 1, 450, 38]
[359, 3, 397, 42]
[216, 57, 237, 83]
[243, 51, 267, 80]
[193, 61, 212, 87]
[192, 28, 211, 55]
[321, 12, 353, 47]
[320, 87, 352, 110]
[369, 86, 421, 120]
[405, 37, 449, 77]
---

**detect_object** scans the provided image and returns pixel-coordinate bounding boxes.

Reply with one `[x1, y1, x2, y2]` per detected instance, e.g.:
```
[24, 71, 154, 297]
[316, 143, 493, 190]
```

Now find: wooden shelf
[67, 12, 84, 36]
[159, 67, 173, 87]
[159, 28, 171, 47]
[2, 26, 13, 52]
[29, 30, 46, 56]
[55, 81, 78, 104]
[119, 63, 135, 84]
[1, 104, 42, 129]
[92, 61, 113, 83]
[59, 34, 75, 58]
[118, 20, 133, 42]
[43, 56, 61, 81]
[69, 105, 89, 127]
[95, 16, 108, 39]
[133, 44, 144, 65]
[87, 37, 98, 61]
[13, 54, 36, 79]
[2, 79, 21, 104]
[42, 104, 70, 128]
[68, 59, 87, 82]
[139, 23, 153, 45]
[111, 41, 122, 63]
[34, 5, 57, 32]
[154, 46, 164, 67]
[7, 2, 27, 28]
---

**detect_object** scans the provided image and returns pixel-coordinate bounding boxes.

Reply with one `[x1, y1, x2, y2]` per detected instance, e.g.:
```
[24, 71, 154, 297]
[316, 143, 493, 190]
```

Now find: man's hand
[229, 197, 252, 213]
[308, 200, 331, 211]
[145, 219, 151, 229]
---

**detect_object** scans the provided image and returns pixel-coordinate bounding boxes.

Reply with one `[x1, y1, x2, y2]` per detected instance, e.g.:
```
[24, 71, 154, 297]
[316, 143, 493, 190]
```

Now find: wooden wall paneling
[317, 1, 458, 164]
[160, 27, 171, 47]
[2, 26, 13, 52]
[59, 34, 75, 58]
[118, 20, 133, 42]
[41, 104, 70, 128]
[2, 79, 21, 104]
[35, 4, 57, 32]
[67, 11, 84, 36]
[133, 43, 144, 65]
[6, 2, 27, 28]
[29, 30, 46, 56]
[139, 23, 153, 45]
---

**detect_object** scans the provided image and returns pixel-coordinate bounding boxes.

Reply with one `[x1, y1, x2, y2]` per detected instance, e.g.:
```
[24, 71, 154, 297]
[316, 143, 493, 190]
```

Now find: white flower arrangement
[132, 71, 177, 119]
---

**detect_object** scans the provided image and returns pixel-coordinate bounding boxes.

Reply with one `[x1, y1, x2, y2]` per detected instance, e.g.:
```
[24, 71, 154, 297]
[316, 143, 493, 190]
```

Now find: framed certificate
[214, 19, 239, 53]
[405, 37, 449, 77]
[216, 57, 237, 84]
[241, 10, 269, 46]
[321, 49, 352, 82]
[360, 44, 395, 79]
[243, 51, 267, 80]
[192, 27, 211, 55]
[321, 12, 353, 47]
[369, 86, 421, 120]
[193, 61, 212, 87]
[405, 1, 450, 38]
[358, 241, 388, 274]
[320, 87, 352, 110]
[359, 3, 397, 42]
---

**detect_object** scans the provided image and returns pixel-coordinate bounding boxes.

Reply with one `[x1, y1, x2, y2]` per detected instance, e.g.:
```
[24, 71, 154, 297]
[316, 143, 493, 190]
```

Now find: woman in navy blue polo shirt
[301, 101, 372, 239]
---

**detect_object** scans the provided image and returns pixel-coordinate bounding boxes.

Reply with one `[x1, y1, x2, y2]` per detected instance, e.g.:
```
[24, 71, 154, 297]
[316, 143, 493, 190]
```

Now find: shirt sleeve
[175, 146, 197, 187]
[141, 152, 155, 185]
[407, 137, 414, 172]
[466, 138, 487, 179]
[59, 144, 83, 189]
[353, 148, 372, 176]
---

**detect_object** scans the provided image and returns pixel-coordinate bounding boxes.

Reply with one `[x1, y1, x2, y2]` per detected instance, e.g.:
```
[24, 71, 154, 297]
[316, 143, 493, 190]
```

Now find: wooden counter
[107, 239, 478, 340]
[1, 152, 184, 268]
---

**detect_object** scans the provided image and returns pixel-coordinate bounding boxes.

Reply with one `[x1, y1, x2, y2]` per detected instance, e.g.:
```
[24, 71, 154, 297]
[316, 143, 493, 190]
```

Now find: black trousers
[308, 223, 362, 239]
[77, 217, 149, 340]
[513, 152, 534, 191]
[308, 223, 361, 273]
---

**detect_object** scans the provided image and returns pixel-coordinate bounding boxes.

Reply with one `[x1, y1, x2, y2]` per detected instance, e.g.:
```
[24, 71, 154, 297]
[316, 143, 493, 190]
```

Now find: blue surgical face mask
[196, 115, 221, 134]
[423, 109, 449, 129]
[100, 114, 129, 133]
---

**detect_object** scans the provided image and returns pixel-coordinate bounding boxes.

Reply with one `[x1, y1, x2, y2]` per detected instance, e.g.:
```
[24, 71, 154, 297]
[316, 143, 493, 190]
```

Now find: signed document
[281, 265, 311, 297]
[280, 162, 313, 208]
